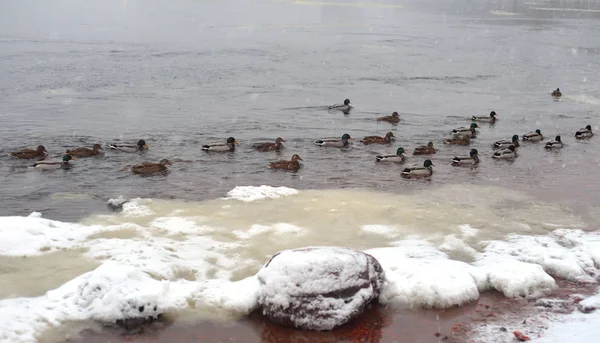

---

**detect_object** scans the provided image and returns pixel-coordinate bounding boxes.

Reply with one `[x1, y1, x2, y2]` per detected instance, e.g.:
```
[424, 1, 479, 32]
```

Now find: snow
[225, 185, 298, 202]
[361, 224, 398, 237]
[533, 309, 600, 343]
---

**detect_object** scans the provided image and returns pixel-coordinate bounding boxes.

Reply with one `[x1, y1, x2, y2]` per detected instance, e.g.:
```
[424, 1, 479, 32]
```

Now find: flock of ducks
[7, 89, 595, 177]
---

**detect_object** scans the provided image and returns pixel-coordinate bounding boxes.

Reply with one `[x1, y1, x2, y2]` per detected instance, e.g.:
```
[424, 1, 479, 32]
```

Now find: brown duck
[413, 142, 436, 155]
[253, 137, 285, 151]
[360, 132, 396, 145]
[444, 136, 471, 145]
[66, 144, 104, 157]
[131, 159, 172, 175]
[10, 145, 48, 159]
[268, 154, 302, 171]
[377, 112, 400, 123]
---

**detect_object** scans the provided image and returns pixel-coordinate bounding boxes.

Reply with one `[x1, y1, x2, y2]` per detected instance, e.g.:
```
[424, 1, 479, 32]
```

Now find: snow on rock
[475, 260, 557, 298]
[257, 247, 384, 331]
[225, 185, 298, 202]
[578, 293, 600, 313]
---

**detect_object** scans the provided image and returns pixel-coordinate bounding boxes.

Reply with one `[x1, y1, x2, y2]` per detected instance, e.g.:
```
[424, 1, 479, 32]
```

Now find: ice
[533, 309, 600, 343]
[192, 277, 261, 314]
[361, 224, 398, 237]
[233, 223, 307, 240]
[225, 185, 298, 202]
[475, 259, 557, 298]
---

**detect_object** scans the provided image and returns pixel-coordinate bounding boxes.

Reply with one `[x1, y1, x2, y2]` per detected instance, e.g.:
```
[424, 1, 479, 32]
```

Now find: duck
[575, 125, 593, 139]
[377, 112, 400, 123]
[315, 133, 353, 148]
[472, 111, 497, 123]
[493, 135, 520, 149]
[360, 132, 396, 145]
[10, 145, 48, 159]
[401, 160, 434, 178]
[545, 136, 563, 149]
[444, 136, 471, 145]
[452, 149, 480, 166]
[66, 144, 104, 157]
[31, 153, 75, 170]
[413, 142, 436, 155]
[452, 123, 479, 138]
[492, 145, 517, 159]
[376, 147, 405, 163]
[202, 137, 238, 152]
[253, 137, 285, 151]
[131, 159, 172, 175]
[109, 140, 148, 152]
[551, 88, 562, 98]
[328, 99, 353, 114]
[523, 129, 543, 141]
[268, 154, 302, 171]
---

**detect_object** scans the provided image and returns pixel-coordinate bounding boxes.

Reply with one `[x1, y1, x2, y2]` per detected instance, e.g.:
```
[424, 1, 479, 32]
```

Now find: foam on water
[0, 185, 599, 342]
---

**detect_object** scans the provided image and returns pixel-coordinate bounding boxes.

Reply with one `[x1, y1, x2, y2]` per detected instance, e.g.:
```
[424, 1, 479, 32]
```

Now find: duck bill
[71, 157, 77, 160]
[144, 144, 149, 148]
[234, 141, 239, 145]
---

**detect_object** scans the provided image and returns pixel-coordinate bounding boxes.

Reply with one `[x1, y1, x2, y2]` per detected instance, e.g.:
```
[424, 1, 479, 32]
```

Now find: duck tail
[201, 145, 210, 150]
[108, 143, 118, 149]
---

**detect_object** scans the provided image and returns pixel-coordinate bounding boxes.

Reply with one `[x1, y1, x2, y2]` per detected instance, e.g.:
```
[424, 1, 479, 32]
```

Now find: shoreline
[68, 280, 598, 343]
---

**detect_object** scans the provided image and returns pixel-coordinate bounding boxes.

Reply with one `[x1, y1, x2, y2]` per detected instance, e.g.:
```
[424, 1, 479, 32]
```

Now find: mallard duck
[32, 153, 76, 170]
[377, 112, 400, 123]
[66, 144, 104, 157]
[268, 154, 302, 171]
[376, 147, 405, 163]
[402, 159, 434, 178]
[253, 137, 285, 151]
[575, 125, 593, 139]
[10, 145, 47, 159]
[131, 159, 172, 175]
[493, 135, 520, 149]
[452, 149, 480, 166]
[109, 140, 148, 152]
[315, 133, 353, 147]
[328, 99, 353, 114]
[360, 132, 396, 145]
[202, 137, 238, 152]
[523, 129, 543, 141]
[472, 111, 497, 123]
[413, 142, 436, 155]
[551, 88, 562, 98]
[444, 136, 471, 145]
[545, 136, 563, 149]
[452, 123, 479, 138]
[492, 145, 517, 159]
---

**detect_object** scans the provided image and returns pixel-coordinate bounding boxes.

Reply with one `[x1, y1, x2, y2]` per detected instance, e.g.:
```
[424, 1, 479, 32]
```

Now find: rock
[514, 330, 531, 341]
[257, 246, 385, 331]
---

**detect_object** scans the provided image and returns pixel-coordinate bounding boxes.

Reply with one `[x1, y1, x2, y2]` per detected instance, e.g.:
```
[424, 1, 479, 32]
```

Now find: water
[1, 0, 600, 342]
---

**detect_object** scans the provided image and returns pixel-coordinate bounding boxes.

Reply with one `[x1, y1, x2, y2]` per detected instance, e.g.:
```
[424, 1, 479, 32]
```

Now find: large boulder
[257, 246, 385, 331]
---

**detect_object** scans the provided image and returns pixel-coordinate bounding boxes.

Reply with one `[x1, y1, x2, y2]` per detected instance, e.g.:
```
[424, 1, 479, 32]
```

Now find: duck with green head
[545, 136, 563, 149]
[452, 123, 479, 138]
[492, 145, 517, 159]
[576, 125, 593, 139]
[32, 153, 76, 170]
[494, 135, 519, 149]
[202, 137, 238, 152]
[315, 133, 353, 148]
[109, 139, 148, 152]
[552, 88, 562, 98]
[328, 99, 353, 114]
[452, 149, 480, 166]
[413, 142, 436, 155]
[376, 147, 405, 163]
[523, 129, 543, 141]
[402, 159, 434, 178]
[472, 111, 497, 123]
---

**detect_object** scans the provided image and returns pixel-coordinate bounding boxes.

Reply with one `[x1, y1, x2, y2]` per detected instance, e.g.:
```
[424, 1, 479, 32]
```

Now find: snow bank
[225, 185, 298, 202]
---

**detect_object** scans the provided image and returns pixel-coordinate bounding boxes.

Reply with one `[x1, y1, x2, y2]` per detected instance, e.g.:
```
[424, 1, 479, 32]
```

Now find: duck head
[137, 140, 148, 149]
[341, 133, 352, 141]
[291, 154, 303, 162]
[470, 123, 479, 129]
[63, 153, 76, 162]
[512, 135, 519, 142]
[490, 111, 497, 117]
[424, 159, 434, 168]
[427, 142, 434, 147]
[159, 159, 173, 166]
[344, 99, 351, 105]
[385, 132, 396, 140]
[470, 149, 478, 157]
[227, 137, 239, 145]
[275, 137, 285, 144]
[586, 125, 592, 131]
[535, 129, 542, 135]
[396, 147, 405, 155]
[392, 112, 400, 118]
[555, 135, 561, 142]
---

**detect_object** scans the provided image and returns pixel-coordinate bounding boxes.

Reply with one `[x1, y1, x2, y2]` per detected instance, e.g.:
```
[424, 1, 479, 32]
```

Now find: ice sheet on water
[225, 185, 298, 202]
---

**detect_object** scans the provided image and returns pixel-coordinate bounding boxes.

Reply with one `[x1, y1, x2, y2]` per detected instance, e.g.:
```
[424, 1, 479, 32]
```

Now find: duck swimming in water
[452, 123, 479, 138]
[32, 153, 75, 170]
[523, 129, 543, 142]
[328, 99, 353, 114]
[66, 144, 104, 157]
[444, 136, 471, 145]
[131, 159, 172, 175]
[253, 137, 285, 151]
[376, 147, 405, 163]
[315, 133, 353, 148]
[452, 149, 480, 166]
[472, 111, 497, 123]
[545, 136, 563, 149]
[360, 132, 396, 145]
[10, 145, 48, 159]
[268, 154, 302, 171]
[494, 135, 519, 149]
[551, 88, 562, 98]
[575, 125, 593, 139]
[202, 137, 238, 152]
[109, 140, 148, 152]
[402, 159, 434, 178]
[377, 112, 400, 123]
[492, 145, 517, 159]
[413, 142, 436, 155]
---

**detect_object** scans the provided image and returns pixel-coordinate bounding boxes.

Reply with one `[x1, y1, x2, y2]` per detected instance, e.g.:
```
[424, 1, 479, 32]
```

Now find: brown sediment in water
[68, 280, 598, 343]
